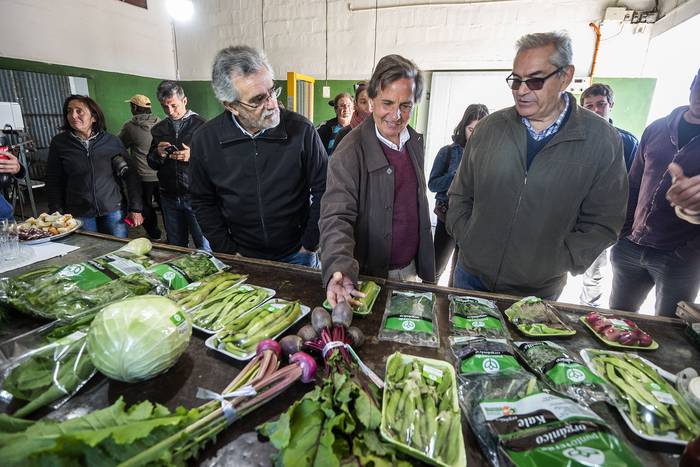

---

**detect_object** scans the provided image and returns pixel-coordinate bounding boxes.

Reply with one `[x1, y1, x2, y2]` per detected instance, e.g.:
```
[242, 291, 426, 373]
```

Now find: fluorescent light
[166, 0, 194, 22]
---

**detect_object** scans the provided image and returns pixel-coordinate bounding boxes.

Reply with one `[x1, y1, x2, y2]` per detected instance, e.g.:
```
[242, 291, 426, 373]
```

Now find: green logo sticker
[385, 316, 433, 333]
[150, 264, 189, 290]
[460, 354, 520, 375]
[170, 310, 186, 326]
[57, 262, 112, 290]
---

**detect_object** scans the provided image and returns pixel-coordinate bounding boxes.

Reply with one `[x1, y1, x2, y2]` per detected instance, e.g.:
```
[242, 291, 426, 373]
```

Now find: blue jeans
[0, 195, 13, 221]
[453, 262, 488, 291]
[278, 249, 320, 269]
[610, 238, 700, 318]
[78, 210, 127, 238]
[160, 195, 210, 251]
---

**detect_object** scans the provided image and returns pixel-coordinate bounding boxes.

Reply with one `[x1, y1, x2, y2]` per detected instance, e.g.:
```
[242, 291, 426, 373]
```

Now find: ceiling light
[166, 0, 194, 22]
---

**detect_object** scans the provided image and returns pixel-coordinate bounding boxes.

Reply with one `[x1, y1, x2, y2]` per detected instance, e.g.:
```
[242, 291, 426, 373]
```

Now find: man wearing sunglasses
[447, 31, 628, 300]
[189, 46, 327, 267]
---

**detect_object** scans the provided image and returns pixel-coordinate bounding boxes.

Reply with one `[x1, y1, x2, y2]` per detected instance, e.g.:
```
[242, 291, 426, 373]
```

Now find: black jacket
[190, 109, 328, 259]
[147, 112, 206, 198]
[317, 117, 340, 154]
[47, 131, 142, 217]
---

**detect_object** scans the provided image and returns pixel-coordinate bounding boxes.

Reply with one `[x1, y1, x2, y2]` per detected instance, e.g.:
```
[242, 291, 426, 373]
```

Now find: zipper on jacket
[493, 173, 528, 290]
[252, 140, 269, 246]
[640, 151, 681, 238]
[87, 147, 102, 216]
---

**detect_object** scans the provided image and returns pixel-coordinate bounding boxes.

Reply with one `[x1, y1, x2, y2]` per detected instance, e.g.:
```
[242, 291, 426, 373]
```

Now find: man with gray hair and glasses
[189, 46, 327, 266]
[447, 31, 628, 299]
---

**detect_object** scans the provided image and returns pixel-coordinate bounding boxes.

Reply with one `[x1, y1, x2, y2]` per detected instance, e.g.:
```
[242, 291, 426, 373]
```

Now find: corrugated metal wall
[0, 69, 70, 150]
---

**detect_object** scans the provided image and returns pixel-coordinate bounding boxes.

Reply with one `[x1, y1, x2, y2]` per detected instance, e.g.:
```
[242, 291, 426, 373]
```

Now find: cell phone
[164, 145, 179, 155]
[124, 217, 134, 227]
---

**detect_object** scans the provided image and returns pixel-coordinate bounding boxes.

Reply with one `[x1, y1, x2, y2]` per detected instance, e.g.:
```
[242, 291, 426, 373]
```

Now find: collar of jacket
[504, 92, 586, 148]
[218, 109, 289, 145]
[357, 116, 423, 172]
[665, 105, 691, 147]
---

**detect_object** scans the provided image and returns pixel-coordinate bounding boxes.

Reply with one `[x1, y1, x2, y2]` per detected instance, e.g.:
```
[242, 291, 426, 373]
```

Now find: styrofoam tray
[190, 284, 276, 335]
[205, 299, 310, 361]
[580, 348, 689, 446]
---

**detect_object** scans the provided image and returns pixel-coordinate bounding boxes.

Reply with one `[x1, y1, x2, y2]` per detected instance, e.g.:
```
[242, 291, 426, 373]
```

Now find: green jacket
[119, 113, 160, 182]
[447, 95, 628, 298]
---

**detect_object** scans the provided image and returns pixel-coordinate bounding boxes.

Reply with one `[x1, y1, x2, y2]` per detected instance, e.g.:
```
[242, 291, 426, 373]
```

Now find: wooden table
[1, 232, 696, 466]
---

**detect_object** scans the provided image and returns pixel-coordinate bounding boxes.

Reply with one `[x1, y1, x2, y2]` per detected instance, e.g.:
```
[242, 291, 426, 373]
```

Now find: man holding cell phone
[147, 80, 209, 250]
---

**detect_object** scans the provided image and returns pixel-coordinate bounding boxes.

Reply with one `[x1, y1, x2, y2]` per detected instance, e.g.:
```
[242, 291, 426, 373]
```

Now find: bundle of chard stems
[119, 339, 317, 466]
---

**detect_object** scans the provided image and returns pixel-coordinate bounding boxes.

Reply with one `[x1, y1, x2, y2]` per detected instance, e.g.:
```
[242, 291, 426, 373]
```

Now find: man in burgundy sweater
[320, 54, 436, 306]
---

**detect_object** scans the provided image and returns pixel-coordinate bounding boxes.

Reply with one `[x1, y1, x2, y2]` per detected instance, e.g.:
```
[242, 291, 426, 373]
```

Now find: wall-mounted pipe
[348, 0, 528, 12]
[588, 21, 601, 79]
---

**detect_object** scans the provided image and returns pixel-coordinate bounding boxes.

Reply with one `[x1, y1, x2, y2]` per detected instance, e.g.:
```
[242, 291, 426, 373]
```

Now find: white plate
[205, 299, 310, 361]
[189, 284, 276, 335]
[580, 348, 690, 446]
[20, 220, 83, 245]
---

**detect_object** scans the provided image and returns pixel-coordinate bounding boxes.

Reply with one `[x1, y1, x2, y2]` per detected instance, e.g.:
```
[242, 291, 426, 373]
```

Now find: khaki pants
[388, 260, 419, 282]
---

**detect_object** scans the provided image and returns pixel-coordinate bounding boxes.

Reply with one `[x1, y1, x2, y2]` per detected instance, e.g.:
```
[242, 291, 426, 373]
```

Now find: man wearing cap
[119, 94, 162, 240]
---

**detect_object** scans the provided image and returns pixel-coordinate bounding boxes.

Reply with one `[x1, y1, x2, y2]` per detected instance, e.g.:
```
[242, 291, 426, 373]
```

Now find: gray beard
[239, 107, 280, 133]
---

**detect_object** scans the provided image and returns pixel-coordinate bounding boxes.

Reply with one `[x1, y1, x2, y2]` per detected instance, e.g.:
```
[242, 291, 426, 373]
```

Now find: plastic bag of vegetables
[514, 340, 609, 405]
[379, 290, 439, 348]
[87, 296, 191, 383]
[449, 296, 508, 338]
[0, 238, 154, 319]
[450, 336, 523, 379]
[0, 327, 95, 418]
[148, 250, 228, 290]
[459, 370, 642, 467]
[582, 348, 700, 445]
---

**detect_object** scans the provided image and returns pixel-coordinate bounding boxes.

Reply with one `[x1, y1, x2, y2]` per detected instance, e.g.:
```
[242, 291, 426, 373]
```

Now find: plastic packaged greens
[0, 326, 95, 417]
[450, 336, 522, 378]
[504, 296, 575, 337]
[449, 296, 508, 338]
[381, 352, 466, 466]
[0, 239, 155, 319]
[379, 290, 438, 348]
[459, 371, 642, 467]
[581, 348, 700, 445]
[515, 341, 608, 405]
[148, 251, 228, 290]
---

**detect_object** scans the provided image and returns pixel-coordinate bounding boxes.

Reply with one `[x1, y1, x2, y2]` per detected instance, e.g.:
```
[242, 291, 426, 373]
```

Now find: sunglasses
[506, 67, 563, 91]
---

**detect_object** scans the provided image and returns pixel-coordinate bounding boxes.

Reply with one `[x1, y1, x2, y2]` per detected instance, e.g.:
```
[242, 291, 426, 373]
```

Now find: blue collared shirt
[521, 93, 570, 141]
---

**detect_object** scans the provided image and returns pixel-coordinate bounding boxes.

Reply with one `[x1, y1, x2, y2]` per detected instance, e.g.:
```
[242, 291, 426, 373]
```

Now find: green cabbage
[87, 296, 191, 382]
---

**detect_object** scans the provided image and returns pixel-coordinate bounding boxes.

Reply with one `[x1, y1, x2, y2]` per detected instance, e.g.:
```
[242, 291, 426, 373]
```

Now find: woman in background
[333, 81, 374, 150]
[47, 95, 143, 237]
[428, 103, 489, 284]
[317, 92, 354, 156]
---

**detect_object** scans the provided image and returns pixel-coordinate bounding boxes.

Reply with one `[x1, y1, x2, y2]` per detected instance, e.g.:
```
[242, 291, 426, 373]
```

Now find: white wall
[175, 0, 661, 81]
[1, 0, 176, 79]
[643, 12, 700, 122]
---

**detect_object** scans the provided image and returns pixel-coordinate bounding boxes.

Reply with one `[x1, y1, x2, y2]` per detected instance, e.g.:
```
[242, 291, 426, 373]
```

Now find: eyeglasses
[235, 86, 282, 110]
[506, 68, 563, 91]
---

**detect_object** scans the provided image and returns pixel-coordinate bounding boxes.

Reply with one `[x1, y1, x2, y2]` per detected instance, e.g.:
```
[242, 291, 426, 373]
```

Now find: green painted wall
[0, 57, 166, 133]
[580, 77, 657, 138]
[0, 57, 656, 139]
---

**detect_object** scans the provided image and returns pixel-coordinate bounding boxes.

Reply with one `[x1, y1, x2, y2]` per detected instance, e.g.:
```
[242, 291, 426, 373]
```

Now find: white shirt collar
[374, 123, 410, 151]
[231, 113, 267, 138]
